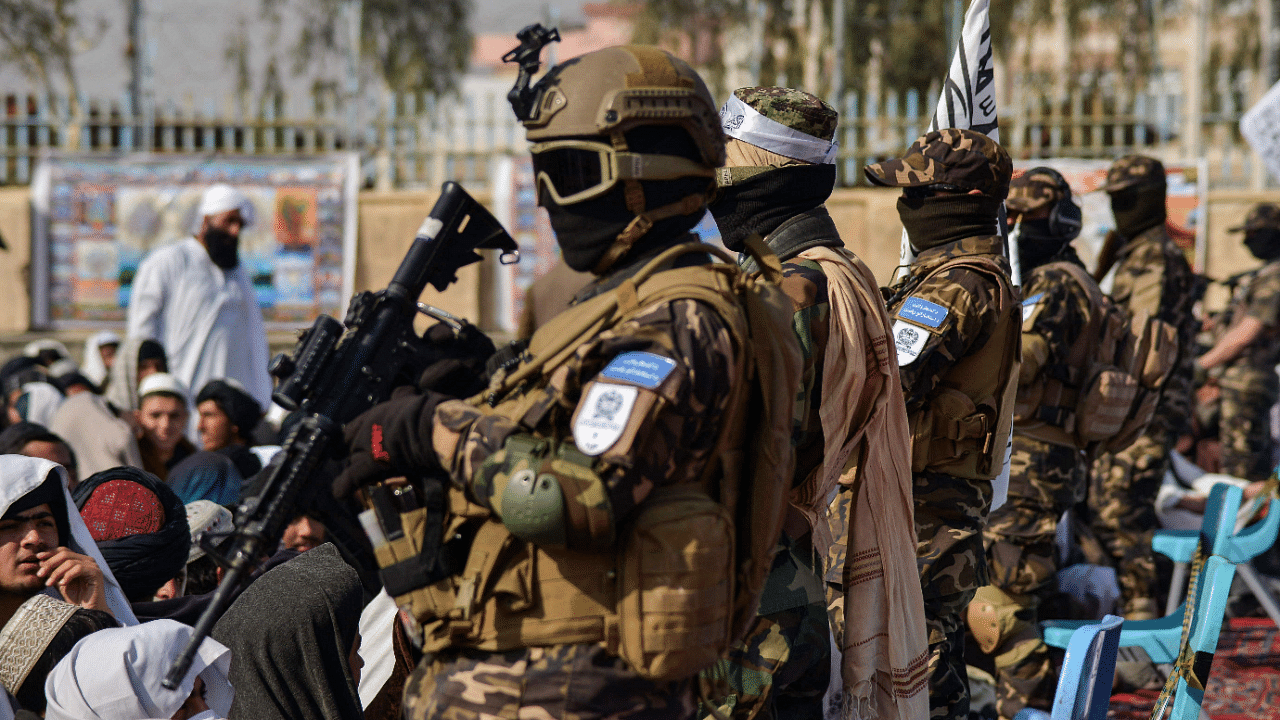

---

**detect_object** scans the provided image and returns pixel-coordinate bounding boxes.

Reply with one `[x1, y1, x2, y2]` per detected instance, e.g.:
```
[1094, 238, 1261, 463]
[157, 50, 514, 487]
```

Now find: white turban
[197, 184, 254, 228]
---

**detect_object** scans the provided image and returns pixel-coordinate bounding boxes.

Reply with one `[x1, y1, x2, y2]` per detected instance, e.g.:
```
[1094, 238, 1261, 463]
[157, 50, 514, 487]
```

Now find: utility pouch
[913, 388, 992, 476]
[1075, 368, 1138, 441]
[618, 485, 735, 681]
[369, 482, 474, 629]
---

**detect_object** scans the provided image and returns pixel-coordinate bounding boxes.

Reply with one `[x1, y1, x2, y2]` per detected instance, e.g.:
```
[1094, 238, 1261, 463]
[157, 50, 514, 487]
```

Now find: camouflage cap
[863, 128, 1012, 199]
[1006, 169, 1065, 213]
[1229, 203, 1280, 233]
[731, 87, 838, 142]
[1101, 155, 1166, 193]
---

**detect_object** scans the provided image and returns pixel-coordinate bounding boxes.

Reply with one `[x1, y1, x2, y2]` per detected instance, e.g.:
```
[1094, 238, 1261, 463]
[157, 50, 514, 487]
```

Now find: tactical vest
[899, 253, 1021, 480]
[376, 240, 800, 681]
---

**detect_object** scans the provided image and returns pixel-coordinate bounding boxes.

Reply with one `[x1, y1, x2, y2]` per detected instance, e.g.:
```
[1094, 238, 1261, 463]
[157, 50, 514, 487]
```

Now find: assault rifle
[164, 181, 518, 688]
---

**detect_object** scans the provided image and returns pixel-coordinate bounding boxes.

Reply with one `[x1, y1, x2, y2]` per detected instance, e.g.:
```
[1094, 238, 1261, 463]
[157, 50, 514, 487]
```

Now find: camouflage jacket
[1109, 224, 1199, 424]
[1224, 258, 1280, 371]
[887, 235, 1017, 412]
[1017, 258, 1094, 393]
[434, 261, 741, 551]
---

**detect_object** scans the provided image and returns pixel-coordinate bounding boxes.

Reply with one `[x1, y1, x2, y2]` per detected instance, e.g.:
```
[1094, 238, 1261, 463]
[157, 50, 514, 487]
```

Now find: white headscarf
[14, 382, 64, 427]
[0, 456, 136, 624]
[21, 340, 70, 363]
[81, 331, 121, 386]
[195, 184, 255, 230]
[43, 619, 233, 720]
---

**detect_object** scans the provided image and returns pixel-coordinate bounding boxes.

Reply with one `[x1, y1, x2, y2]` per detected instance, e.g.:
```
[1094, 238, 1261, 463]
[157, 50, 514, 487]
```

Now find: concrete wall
[3, 185, 1278, 346]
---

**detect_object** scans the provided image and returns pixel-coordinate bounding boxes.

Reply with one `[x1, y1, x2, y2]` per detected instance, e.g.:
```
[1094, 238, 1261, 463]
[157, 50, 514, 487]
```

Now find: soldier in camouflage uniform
[1089, 155, 1200, 619]
[331, 46, 801, 720]
[969, 168, 1090, 720]
[705, 87, 927, 720]
[1197, 203, 1280, 480]
[867, 129, 1022, 720]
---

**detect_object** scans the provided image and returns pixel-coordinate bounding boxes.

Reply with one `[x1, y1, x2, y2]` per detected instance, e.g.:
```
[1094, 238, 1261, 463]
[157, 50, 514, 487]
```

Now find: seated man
[196, 378, 265, 479]
[0, 455, 135, 625]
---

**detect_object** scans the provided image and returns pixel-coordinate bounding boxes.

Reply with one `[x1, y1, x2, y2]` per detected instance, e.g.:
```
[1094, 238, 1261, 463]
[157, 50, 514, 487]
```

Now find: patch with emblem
[599, 352, 676, 389]
[573, 383, 640, 456]
[892, 320, 929, 366]
[898, 296, 949, 328]
[1022, 293, 1043, 322]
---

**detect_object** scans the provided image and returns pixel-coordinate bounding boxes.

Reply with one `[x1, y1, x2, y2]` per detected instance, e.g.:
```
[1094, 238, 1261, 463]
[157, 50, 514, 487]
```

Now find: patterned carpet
[1108, 618, 1280, 719]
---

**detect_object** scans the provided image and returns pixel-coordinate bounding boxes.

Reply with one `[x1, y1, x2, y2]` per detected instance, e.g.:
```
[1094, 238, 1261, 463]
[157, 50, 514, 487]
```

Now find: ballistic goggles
[529, 139, 713, 205]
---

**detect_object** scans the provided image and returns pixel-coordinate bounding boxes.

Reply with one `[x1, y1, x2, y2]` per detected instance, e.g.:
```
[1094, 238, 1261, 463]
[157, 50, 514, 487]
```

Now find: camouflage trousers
[1089, 423, 1171, 618]
[1219, 365, 1279, 481]
[913, 470, 991, 719]
[700, 533, 830, 720]
[922, 590, 977, 720]
[402, 644, 695, 720]
[979, 436, 1087, 720]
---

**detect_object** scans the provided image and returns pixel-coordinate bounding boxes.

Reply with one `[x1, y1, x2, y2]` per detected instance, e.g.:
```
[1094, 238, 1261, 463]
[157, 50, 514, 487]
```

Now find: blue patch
[599, 352, 677, 389]
[1022, 293, 1044, 306]
[899, 297, 949, 328]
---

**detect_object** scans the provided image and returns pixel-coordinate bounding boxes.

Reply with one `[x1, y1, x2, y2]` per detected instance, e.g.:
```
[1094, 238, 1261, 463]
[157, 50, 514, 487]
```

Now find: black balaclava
[708, 164, 836, 252]
[1016, 218, 1070, 272]
[1110, 183, 1167, 239]
[1245, 229, 1280, 261]
[542, 126, 711, 274]
[202, 225, 240, 269]
[897, 193, 1004, 252]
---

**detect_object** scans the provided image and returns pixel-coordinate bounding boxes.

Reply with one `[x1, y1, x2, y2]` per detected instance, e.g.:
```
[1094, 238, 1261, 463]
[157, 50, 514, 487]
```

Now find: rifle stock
[163, 182, 517, 689]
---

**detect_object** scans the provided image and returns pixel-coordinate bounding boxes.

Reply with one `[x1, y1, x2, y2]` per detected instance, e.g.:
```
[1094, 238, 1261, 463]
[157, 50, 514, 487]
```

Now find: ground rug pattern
[1108, 618, 1280, 719]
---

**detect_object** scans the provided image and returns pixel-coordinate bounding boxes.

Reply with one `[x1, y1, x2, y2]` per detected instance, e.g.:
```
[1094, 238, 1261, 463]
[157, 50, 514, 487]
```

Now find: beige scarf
[792, 246, 929, 720]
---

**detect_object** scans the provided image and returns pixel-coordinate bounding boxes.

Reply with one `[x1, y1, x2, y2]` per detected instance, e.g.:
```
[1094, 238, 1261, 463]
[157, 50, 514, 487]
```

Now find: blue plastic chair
[1157, 484, 1280, 624]
[1044, 553, 1239, 720]
[1012, 615, 1123, 720]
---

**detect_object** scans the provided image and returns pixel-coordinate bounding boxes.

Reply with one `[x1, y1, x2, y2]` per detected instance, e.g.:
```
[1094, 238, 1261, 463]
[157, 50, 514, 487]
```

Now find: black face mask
[1245, 228, 1280, 261]
[202, 225, 240, 269]
[1110, 184, 1167, 239]
[708, 165, 835, 252]
[897, 193, 1004, 252]
[1015, 218, 1069, 271]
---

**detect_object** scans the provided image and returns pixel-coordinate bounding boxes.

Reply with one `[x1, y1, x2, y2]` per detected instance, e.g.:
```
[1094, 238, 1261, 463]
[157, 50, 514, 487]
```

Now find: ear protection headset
[1026, 166, 1083, 241]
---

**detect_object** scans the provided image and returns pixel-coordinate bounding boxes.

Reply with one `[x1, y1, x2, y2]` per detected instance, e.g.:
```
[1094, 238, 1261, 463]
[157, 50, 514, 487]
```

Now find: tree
[0, 0, 105, 129]
[264, 0, 472, 96]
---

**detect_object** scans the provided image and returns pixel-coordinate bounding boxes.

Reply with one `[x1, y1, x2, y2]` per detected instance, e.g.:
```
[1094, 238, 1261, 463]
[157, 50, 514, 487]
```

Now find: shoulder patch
[892, 320, 929, 366]
[598, 351, 676, 389]
[898, 296, 949, 328]
[574, 383, 639, 456]
[1022, 293, 1043, 322]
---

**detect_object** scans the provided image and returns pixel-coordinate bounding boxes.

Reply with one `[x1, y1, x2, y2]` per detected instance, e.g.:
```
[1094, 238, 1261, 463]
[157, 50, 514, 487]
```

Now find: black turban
[196, 380, 264, 437]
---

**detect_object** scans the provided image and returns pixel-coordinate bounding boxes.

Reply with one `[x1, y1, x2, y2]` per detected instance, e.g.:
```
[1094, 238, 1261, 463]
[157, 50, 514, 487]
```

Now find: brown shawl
[793, 245, 929, 720]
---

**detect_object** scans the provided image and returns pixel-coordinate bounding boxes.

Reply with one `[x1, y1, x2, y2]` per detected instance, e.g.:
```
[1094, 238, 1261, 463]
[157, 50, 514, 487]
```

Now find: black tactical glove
[332, 390, 446, 499]
[416, 322, 497, 398]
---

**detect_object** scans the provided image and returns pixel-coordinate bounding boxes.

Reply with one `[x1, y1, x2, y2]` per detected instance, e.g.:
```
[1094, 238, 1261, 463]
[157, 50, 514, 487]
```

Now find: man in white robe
[126, 184, 272, 413]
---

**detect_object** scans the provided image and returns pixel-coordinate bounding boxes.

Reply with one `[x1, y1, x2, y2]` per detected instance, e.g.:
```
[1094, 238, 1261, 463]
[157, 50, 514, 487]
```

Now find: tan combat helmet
[521, 45, 725, 273]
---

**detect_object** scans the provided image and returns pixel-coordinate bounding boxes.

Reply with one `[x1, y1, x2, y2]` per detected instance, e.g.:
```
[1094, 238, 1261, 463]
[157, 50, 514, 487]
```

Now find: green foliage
[267, 0, 473, 95]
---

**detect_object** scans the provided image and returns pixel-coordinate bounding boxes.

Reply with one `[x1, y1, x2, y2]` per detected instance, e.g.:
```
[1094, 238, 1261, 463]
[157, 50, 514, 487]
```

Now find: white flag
[896, 0, 1002, 278]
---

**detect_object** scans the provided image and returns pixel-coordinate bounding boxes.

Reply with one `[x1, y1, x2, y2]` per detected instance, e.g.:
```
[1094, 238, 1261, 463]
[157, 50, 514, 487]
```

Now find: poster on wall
[31, 153, 359, 330]
[1011, 158, 1207, 277]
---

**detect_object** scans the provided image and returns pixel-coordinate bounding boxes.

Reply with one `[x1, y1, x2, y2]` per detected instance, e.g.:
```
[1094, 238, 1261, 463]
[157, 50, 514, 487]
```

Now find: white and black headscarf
[0, 455, 137, 625]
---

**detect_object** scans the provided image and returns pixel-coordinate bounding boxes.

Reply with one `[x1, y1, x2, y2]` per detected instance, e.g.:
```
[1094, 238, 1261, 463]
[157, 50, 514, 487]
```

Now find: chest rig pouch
[385, 239, 799, 681]
[906, 255, 1021, 480]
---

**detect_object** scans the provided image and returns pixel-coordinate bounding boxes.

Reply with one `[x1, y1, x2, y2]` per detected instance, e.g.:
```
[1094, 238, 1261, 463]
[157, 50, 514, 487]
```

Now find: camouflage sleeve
[894, 265, 1003, 410]
[1017, 267, 1091, 383]
[433, 297, 739, 552]
[1244, 264, 1280, 328]
[778, 259, 831, 480]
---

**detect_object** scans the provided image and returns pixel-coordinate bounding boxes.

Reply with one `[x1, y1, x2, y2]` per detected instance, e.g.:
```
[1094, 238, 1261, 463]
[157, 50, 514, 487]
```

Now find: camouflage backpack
[1015, 261, 1178, 454]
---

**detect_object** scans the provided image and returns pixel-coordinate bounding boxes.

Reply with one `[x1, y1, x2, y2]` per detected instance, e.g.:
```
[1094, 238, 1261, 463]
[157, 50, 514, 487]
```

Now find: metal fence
[2, 64, 1269, 191]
